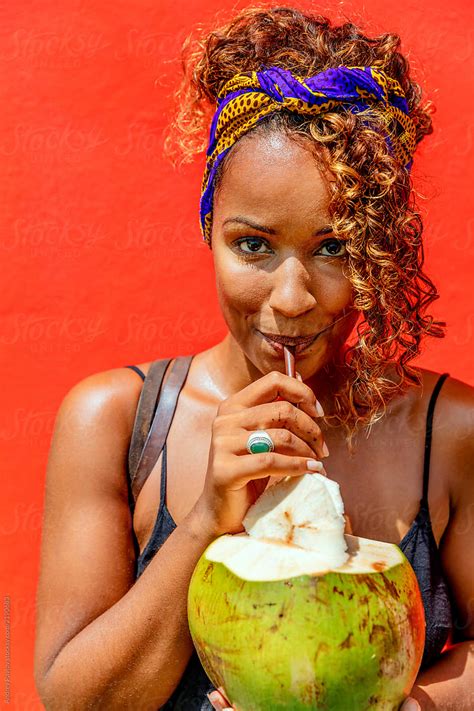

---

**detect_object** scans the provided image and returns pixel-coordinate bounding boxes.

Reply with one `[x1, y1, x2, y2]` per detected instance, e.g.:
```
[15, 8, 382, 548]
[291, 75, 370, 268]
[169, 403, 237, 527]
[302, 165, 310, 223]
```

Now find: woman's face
[211, 130, 359, 379]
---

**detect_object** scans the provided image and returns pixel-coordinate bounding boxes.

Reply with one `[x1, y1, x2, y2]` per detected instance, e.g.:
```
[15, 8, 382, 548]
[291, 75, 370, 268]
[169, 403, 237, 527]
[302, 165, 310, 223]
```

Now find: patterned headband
[199, 64, 417, 245]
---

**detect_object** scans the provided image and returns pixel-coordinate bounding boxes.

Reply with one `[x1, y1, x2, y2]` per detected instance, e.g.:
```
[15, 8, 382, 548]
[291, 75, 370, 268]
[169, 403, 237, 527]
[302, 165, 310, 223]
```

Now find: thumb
[207, 690, 233, 710]
[207, 692, 223, 710]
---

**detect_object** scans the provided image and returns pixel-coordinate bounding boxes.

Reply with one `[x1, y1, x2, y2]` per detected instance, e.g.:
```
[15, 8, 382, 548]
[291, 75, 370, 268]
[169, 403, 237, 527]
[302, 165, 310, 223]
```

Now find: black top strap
[422, 372, 450, 503]
[124, 364, 146, 381]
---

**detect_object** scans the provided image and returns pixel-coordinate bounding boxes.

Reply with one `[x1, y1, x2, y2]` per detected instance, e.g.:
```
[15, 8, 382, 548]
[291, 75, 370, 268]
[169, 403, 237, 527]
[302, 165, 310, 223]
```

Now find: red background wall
[1, 0, 473, 705]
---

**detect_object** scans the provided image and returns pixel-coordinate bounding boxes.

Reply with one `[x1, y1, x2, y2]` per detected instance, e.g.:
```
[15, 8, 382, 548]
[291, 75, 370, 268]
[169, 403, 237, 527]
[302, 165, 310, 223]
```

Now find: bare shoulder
[46, 362, 166, 506]
[56, 364, 149, 462]
[417, 367, 474, 502]
[417, 367, 474, 439]
[400, 366, 473, 428]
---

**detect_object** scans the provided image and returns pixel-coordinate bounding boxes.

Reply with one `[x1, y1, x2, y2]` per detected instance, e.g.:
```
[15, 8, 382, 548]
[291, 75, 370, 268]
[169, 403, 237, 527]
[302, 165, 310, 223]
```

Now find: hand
[194, 369, 328, 538]
[400, 697, 422, 710]
[207, 688, 234, 710]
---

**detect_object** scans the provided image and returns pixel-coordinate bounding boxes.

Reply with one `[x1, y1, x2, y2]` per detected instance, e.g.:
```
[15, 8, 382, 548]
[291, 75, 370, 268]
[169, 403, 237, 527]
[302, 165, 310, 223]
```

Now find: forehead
[214, 131, 332, 222]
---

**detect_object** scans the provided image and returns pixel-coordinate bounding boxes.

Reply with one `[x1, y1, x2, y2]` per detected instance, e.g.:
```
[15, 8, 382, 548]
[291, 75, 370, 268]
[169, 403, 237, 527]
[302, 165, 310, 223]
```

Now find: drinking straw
[283, 345, 299, 409]
[283, 345, 296, 378]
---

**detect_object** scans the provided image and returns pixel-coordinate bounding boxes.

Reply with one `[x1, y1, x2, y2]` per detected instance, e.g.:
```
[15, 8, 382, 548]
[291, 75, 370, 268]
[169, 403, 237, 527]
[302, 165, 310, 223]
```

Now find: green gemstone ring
[246, 430, 275, 455]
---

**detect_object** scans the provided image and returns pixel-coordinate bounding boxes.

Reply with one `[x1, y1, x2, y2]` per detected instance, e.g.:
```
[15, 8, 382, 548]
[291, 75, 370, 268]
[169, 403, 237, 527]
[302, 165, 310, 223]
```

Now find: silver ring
[246, 430, 275, 454]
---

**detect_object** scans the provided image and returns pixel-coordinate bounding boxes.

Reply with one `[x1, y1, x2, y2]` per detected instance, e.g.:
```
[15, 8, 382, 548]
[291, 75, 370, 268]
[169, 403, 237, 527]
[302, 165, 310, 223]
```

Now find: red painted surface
[1, 0, 472, 704]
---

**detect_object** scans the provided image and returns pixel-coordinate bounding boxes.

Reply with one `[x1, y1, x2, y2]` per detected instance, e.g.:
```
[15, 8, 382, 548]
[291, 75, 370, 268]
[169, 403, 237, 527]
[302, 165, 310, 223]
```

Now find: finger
[207, 692, 219, 710]
[294, 373, 326, 419]
[207, 688, 234, 710]
[216, 687, 233, 710]
[225, 451, 327, 489]
[223, 428, 324, 461]
[294, 371, 325, 417]
[228, 401, 328, 460]
[400, 698, 421, 711]
[207, 691, 232, 710]
[219, 370, 322, 420]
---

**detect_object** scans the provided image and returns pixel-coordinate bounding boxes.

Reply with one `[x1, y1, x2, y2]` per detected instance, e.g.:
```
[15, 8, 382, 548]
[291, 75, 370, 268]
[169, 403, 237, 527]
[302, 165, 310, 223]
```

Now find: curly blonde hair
[163, 4, 446, 451]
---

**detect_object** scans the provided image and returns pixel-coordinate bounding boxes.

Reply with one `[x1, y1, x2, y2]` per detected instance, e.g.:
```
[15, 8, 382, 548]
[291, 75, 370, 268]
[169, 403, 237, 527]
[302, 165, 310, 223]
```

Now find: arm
[409, 378, 474, 710]
[410, 642, 474, 710]
[34, 370, 217, 710]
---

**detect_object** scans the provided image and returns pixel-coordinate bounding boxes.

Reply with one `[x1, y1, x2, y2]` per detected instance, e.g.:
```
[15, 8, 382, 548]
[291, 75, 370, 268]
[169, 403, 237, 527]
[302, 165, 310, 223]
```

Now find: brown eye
[318, 239, 347, 257]
[234, 237, 271, 255]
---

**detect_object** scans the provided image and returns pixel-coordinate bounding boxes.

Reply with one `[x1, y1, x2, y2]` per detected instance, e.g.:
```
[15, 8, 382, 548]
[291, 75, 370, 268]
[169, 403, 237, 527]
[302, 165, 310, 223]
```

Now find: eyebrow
[222, 216, 334, 236]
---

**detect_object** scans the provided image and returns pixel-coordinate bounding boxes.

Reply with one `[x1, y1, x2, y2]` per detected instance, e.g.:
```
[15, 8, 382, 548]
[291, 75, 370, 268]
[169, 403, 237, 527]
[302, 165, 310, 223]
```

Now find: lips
[259, 331, 318, 347]
[258, 312, 352, 358]
[259, 331, 319, 356]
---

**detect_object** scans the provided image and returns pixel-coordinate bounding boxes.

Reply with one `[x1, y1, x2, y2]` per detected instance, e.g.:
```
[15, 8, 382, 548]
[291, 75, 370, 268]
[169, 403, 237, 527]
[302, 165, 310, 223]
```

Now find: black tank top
[125, 360, 453, 710]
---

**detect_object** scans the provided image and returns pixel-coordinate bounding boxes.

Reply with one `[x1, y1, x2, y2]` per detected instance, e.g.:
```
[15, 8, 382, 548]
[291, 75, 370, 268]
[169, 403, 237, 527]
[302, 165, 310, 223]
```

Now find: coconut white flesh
[319, 475, 345, 517]
[206, 533, 404, 581]
[290, 527, 348, 566]
[243, 473, 348, 564]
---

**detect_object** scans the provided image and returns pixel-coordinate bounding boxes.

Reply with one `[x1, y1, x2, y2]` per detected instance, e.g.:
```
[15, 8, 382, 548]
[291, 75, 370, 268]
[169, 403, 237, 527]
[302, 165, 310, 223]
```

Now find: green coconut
[188, 474, 425, 711]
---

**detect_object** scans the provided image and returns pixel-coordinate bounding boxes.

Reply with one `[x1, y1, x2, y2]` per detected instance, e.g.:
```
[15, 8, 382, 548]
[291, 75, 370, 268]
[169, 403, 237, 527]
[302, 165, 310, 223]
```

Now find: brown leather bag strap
[129, 354, 194, 508]
[128, 358, 172, 486]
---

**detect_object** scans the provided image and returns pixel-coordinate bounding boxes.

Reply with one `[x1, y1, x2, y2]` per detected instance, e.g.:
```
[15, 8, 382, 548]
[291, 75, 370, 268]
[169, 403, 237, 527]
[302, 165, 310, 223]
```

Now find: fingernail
[307, 459, 324, 471]
[402, 701, 421, 711]
[207, 694, 222, 710]
[315, 400, 325, 417]
[322, 442, 330, 457]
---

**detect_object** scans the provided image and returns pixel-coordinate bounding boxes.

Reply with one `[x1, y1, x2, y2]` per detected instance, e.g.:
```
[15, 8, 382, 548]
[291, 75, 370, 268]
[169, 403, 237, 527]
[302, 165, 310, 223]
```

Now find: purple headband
[200, 65, 417, 244]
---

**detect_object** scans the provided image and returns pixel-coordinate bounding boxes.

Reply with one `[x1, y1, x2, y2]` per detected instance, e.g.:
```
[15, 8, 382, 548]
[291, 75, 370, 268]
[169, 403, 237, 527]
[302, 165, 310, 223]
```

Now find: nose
[268, 256, 317, 318]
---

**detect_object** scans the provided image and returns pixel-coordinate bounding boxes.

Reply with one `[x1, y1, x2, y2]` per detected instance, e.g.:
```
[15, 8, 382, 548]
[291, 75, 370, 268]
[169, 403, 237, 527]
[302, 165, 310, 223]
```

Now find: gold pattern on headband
[200, 66, 417, 244]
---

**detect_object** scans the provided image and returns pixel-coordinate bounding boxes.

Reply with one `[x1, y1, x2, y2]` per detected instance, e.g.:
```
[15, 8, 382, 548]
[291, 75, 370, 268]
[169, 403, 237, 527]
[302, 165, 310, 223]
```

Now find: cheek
[214, 255, 266, 315]
[313, 265, 354, 312]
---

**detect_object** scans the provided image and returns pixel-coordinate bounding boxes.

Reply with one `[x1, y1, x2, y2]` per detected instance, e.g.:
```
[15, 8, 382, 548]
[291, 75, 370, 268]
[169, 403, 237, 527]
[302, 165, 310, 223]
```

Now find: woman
[34, 6, 473, 710]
